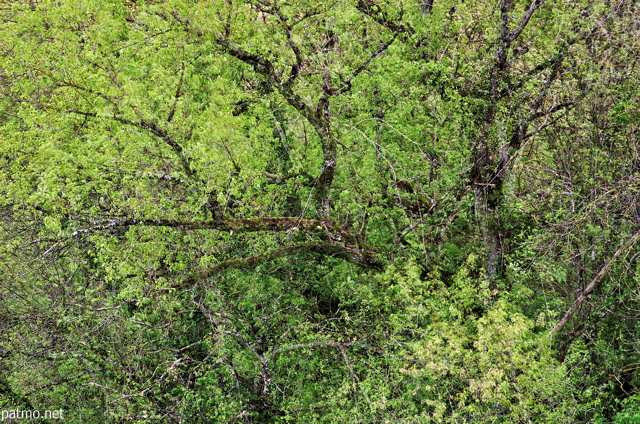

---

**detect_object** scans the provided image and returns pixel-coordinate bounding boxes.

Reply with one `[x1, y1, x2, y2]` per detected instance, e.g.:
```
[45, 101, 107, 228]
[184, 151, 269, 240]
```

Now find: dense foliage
[1, 0, 640, 422]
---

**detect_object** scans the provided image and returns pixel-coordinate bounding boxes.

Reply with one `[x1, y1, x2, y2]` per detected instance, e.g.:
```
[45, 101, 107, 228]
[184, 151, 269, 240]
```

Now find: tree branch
[174, 243, 381, 289]
[214, 36, 280, 83]
[265, 4, 304, 88]
[509, 55, 565, 149]
[264, 171, 316, 187]
[356, 0, 414, 35]
[551, 229, 640, 336]
[506, 0, 547, 44]
[166, 62, 185, 124]
[67, 216, 357, 243]
[36, 106, 196, 179]
[270, 340, 423, 364]
[334, 33, 399, 95]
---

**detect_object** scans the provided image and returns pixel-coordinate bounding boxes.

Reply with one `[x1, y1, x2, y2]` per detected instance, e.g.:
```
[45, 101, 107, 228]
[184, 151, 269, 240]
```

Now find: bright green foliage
[2, 0, 640, 422]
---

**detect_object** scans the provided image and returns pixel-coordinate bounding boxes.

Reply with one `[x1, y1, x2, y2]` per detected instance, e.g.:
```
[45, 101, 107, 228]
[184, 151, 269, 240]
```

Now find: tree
[1, 0, 640, 422]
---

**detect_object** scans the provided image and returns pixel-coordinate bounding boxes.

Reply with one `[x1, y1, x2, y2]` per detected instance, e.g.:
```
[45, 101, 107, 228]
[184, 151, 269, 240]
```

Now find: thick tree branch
[506, 0, 547, 44]
[215, 36, 280, 83]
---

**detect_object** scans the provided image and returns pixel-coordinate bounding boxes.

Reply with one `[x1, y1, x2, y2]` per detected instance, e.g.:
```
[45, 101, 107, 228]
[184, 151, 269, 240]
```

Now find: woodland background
[1, 0, 640, 422]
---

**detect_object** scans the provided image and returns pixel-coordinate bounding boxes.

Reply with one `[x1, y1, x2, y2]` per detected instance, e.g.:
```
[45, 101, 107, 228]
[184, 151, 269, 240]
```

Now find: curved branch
[269, 5, 304, 87]
[39, 106, 196, 179]
[173, 243, 381, 289]
[15, 63, 197, 180]
[215, 37, 280, 83]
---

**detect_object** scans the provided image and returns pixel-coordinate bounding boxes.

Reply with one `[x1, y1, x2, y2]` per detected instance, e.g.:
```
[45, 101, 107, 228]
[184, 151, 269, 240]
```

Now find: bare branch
[551, 229, 640, 336]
